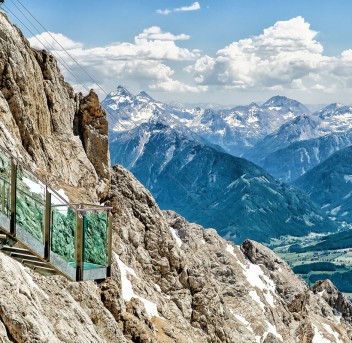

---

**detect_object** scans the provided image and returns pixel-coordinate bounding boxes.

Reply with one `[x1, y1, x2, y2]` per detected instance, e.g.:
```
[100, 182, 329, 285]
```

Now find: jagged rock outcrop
[0, 12, 109, 201]
[312, 280, 352, 324]
[75, 90, 110, 189]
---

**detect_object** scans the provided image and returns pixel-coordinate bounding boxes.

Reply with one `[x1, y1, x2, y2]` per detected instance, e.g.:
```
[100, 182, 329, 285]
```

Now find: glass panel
[83, 211, 107, 268]
[50, 192, 76, 262]
[0, 152, 11, 218]
[16, 165, 45, 242]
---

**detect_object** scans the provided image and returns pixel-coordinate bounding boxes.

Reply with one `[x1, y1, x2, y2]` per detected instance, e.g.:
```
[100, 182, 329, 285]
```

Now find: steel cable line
[15, 0, 108, 97]
[3, 3, 91, 94]
[4, 1, 236, 232]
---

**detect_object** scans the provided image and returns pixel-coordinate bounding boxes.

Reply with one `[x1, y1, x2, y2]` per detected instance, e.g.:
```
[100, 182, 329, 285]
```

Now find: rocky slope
[1, 163, 352, 342]
[0, 11, 351, 343]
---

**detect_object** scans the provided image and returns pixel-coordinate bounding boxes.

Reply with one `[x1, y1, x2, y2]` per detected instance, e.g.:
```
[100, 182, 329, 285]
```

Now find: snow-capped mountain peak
[137, 90, 155, 102]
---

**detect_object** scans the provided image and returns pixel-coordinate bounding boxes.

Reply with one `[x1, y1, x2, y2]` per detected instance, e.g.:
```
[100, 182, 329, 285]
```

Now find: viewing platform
[0, 145, 112, 281]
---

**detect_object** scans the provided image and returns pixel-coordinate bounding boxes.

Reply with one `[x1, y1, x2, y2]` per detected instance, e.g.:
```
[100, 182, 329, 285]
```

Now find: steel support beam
[10, 160, 17, 236]
[107, 211, 113, 277]
[75, 212, 84, 281]
[44, 189, 51, 261]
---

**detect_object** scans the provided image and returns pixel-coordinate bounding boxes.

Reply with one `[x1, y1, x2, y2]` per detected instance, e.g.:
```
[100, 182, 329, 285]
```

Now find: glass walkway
[0, 145, 112, 281]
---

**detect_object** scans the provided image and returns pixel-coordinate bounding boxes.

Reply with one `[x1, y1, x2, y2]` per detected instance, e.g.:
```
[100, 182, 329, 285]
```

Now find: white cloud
[187, 16, 352, 95]
[28, 27, 200, 95]
[28, 32, 83, 50]
[27, 18, 352, 104]
[157, 2, 200, 15]
[136, 26, 190, 41]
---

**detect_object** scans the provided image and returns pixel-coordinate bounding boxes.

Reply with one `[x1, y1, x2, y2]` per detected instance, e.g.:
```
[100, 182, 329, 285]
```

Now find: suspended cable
[4, 1, 235, 230]
[4, 1, 91, 94]
[15, 0, 108, 96]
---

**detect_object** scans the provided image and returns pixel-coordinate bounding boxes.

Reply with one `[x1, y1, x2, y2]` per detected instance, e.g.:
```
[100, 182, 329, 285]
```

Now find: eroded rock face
[101, 165, 352, 343]
[0, 253, 127, 343]
[312, 280, 352, 323]
[75, 90, 111, 195]
[0, 13, 109, 201]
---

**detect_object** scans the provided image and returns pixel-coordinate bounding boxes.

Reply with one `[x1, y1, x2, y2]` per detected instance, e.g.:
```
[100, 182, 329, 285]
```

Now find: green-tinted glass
[0, 153, 11, 218]
[50, 193, 76, 262]
[16, 165, 45, 242]
[83, 211, 107, 268]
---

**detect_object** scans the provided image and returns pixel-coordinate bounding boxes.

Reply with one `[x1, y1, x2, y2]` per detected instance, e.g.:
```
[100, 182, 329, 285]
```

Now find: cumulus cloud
[187, 16, 352, 94]
[157, 2, 200, 15]
[28, 32, 83, 50]
[28, 27, 201, 95]
[136, 26, 190, 41]
[27, 17, 352, 104]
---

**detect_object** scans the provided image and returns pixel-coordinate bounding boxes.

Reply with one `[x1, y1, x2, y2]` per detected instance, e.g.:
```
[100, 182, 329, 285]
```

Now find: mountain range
[109, 115, 336, 243]
[105, 86, 352, 237]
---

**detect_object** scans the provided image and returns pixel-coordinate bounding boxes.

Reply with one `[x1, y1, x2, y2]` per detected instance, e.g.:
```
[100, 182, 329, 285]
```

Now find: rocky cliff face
[0, 12, 109, 201]
[0, 11, 351, 343]
[0, 164, 351, 342]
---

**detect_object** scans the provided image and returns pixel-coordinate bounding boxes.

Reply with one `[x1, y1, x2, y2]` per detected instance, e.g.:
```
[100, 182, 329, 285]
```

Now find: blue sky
[3, 0, 352, 105]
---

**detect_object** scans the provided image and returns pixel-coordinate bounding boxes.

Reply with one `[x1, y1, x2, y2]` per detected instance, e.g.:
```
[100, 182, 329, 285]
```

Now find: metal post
[75, 212, 84, 281]
[10, 160, 17, 236]
[106, 211, 113, 277]
[44, 188, 51, 261]
[1, 181, 5, 214]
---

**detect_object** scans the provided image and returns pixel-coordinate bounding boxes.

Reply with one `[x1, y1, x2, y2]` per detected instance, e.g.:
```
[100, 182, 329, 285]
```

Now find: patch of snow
[114, 253, 159, 318]
[160, 145, 176, 171]
[230, 310, 253, 333]
[226, 244, 238, 259]
[343, 191, 352, 200]
[131, 131, 151, 167]
[344, 175, 352, 183]
[170, 228, 182, 247]
[313, 325, 333, 343]
[226, 179, 239, 190]
[322, 323, 342, 343]
[154, 284, 161, 293]
[249, 290, 265, 311]
[263, 320, 283, 342]
[330, 206, 341, 215]
[22, 177, 45, 197]
[303, 214, 314, 227]
[238, 257, 277, 308]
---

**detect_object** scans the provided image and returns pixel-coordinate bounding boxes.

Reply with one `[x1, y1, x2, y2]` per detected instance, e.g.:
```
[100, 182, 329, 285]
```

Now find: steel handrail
[0, 144, 74, 210]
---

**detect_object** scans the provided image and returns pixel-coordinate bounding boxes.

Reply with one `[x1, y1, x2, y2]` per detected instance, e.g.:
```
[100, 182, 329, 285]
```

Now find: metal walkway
[0, 145, 112, 281]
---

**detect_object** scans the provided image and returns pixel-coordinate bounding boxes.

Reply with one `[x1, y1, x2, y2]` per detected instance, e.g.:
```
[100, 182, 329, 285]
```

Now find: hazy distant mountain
[103, 87, 310, 157]
[109, 118, 336, 243]
[261, 131, 352, 182]
[246, 103, 352, 182]
[294, 146, 352, 224]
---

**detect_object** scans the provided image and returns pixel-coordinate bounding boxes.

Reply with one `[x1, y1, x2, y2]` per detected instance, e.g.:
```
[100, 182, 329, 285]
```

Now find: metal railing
[0, 145, 113, 281]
